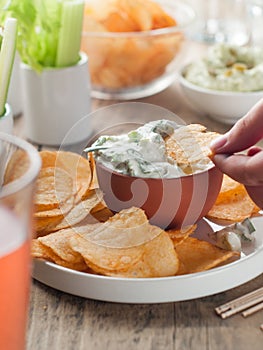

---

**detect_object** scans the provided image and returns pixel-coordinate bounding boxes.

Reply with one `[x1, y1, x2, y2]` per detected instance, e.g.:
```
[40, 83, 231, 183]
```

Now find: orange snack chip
[175, 237, 240, 275]
[167, 224, 197, 246]
[3, 149, 30, 184]
[35, 167, 74, 212]
[165, 124, 220, 174]
[207, 175, 260, 221]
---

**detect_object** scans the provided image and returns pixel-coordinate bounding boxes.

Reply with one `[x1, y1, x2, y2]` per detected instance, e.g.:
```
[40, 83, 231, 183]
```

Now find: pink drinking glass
[0, 132, 41, 350]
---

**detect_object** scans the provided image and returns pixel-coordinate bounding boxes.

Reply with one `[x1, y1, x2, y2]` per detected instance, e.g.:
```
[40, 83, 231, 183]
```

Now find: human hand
[210, 98, 263, 208]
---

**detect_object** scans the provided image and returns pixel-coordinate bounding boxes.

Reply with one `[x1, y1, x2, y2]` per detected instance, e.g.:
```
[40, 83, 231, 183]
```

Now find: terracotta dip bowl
[95, 161, 223, 229]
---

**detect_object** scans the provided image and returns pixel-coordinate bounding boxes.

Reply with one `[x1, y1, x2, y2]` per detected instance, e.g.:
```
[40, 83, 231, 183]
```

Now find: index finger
[210, 98, 263, 154]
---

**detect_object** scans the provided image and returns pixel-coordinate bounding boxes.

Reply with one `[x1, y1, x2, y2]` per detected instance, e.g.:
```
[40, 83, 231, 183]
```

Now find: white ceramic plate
[33, 216, 263, 304]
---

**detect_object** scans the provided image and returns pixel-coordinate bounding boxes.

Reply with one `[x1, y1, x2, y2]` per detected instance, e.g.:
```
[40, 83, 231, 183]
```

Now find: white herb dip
[184, 44, 263, 92]
[92, 120, 211, 179]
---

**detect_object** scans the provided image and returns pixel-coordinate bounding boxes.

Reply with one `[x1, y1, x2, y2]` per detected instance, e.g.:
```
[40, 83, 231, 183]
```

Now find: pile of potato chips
[81, 0, 184, 89]
[32, 151, 111, 236]
[10, 149, 257, 278]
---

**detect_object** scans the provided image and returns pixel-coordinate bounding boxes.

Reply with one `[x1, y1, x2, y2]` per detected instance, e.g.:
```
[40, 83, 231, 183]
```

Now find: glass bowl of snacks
[81, 0, 195, 99]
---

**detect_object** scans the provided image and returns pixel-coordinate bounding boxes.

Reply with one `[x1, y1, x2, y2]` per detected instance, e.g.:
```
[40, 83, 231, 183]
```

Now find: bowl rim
[0, 103, 12, 122]
[95, 158, 217, 181]
[0, 132, 41, 199]
[178, 64, 263, 97]
[82, 0, 196, 38]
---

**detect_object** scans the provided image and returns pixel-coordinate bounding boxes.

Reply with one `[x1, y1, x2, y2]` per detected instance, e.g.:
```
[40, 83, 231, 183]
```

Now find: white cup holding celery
[21, 51, 91, 146]
[5, 0, 91, 146]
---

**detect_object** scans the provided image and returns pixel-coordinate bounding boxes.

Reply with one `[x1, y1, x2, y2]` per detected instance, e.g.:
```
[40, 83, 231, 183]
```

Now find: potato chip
[38, 150, 57, 169]
[3, 149, 30, 184]
[88, 153, 99, 190]
[136, 0, 177, 29]
[69, 233, 144, 273]
[220, 174, 240, 192]
[105, 206, 147, 229]
[32, 239, 60, 263]
[31, 239, 52, 260]
[152, 8, 177, 29]
[214, 175, 245, 204]
[34, 214, 64, 237]
[34, 185, 75, 236]
[165, 124, 219, 174]
[72, 208, 111, 226]
[167, 225, 196, 246]
[50, 189, 103, 232]
[66, 207, 179, 277]
[107, 230, 179, 278]
[35, 167, 73, 212]
[118, 0, 176, 31]
[96, 0, 176, 32]
[81, 207, 157, 248]
[55, 151, 93, 200]
[101, 11, 139, 32]
[207, 174, 260, 221]
[89, 201, 114, 223]
[39, 151, 92, 201]
[34, 195, 74, 219]
[38, 230, 87, 266]
[206, 194, 259, 222]
[175, 237, 240, 275]
[70, 224, 178, 277]
[33, 225, 93, 271]
[122, 1, 153, 31]
[34, 151, 97, 236]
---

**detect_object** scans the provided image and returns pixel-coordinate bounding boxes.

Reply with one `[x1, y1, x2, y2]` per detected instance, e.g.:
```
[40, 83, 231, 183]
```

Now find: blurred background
[187, 0, 263, 47]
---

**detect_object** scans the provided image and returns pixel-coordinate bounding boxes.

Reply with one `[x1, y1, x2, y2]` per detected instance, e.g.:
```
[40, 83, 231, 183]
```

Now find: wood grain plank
[27, 274, 263, 350]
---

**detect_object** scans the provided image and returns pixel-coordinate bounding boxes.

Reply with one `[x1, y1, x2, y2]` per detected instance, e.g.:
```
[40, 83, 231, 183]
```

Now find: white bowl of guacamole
[179, 44, 263, 124]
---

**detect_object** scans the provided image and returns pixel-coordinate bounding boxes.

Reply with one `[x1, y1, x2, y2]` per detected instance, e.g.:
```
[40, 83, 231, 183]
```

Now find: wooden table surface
[14, 41, 263, 350]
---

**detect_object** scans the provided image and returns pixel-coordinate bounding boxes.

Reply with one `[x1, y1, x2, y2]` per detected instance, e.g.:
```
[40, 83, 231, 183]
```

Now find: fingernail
[210, 135, 228, 152]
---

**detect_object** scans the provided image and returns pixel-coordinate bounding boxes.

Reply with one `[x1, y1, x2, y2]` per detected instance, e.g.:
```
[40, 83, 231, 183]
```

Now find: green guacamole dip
[184, 44, 263, 92]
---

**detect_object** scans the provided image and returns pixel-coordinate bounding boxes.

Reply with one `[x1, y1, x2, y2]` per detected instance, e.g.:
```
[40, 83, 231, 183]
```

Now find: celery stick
[0, 17, 17, 116]
[55, 0, 84, 67]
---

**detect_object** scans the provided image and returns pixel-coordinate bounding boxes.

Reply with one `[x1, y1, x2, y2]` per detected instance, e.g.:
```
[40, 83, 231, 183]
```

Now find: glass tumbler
[0, 132, 41, 350]
[189, 0, 251, 45]
[247, 0, 263, 47]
